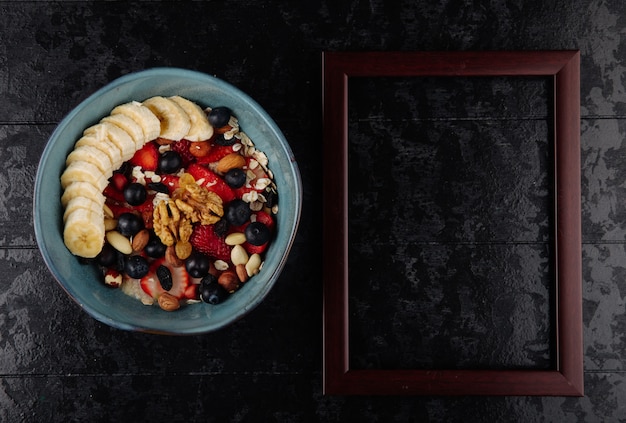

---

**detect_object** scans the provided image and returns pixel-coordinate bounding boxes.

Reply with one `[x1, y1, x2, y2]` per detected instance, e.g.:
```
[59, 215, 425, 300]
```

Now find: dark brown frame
[322, 51, 582, 396]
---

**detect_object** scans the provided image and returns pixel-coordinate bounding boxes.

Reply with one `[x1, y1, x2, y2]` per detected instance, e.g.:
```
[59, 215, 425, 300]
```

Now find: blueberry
[117, 213, 144, 237]
[208, 107, 232, 128]
[213, 219, 230, 237]
[245, 221, 271, 246]
[144, 232, 167, 258]
[158, 151, 183, 174]
[213, 133, 236, 146]
[199, 275, 228, 304]
[185, 251, 210, 278]
[156, 265, 173, 291]
[97, 243, 120, 267]
[123, 182, 147, 206]
[225, 199, 251, 226]
[124, 255, 149, 279]
[224, 168, 246, 188]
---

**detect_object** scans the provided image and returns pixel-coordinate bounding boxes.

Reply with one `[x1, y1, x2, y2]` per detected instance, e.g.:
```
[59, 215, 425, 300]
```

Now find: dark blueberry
[144, 232, 167, 258]
[123, 182, 147, 206]
[147, 181, 169, 194]
[199, 275, 228, 304]
[158, 151, 183, 174]
[185, 251, 210, 278]
[213, 219, 230, 237]
[224, 168, 246, 188]
[156, 265, 173, 291]
[245, 221, 271, 246]
[97, 243, 120, 267]
[124, 255, 149, 279]
[213, 133, 236, 146]
[225, 199, 252, 226]
[264, 188, 278, 208]
[117, 213, 144, 237]
[208, 106, 232, 128]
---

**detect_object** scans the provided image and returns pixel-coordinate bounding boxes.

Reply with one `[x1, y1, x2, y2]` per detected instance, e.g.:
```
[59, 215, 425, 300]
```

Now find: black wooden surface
[2, 1, 626, 421]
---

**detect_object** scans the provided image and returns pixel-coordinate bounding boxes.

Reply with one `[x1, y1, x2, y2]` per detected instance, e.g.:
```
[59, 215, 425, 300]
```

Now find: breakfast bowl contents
[34, 68, 301, 334]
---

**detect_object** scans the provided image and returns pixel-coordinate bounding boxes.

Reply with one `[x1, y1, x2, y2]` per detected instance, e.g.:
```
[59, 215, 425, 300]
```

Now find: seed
[106, 230, 133, 255]
[225, 232, 246, 246]
[245, 253, 262, 277]
[231, 244, 249, 266]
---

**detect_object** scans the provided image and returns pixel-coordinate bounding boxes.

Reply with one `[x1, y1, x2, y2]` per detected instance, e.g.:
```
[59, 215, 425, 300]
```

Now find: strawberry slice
[254, 210, 275, 233]
[111, 172, 128, 192]
[159, 174, 180, 194]
[129, 141, 159, 171]
[140, 257, 191, 300]
[105, 199, 134, 218]
[189, 224, 232, 261]
[195, 144, 234, 165]
[103, 183, 126, 203]
[242, 240, 268, 255]
[170, 139, 195, 167]
[187, 163, 235, 203]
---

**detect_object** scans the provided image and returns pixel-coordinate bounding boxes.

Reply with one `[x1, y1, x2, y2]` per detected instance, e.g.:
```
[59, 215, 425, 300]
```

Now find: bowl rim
[33, 67, 302, 334]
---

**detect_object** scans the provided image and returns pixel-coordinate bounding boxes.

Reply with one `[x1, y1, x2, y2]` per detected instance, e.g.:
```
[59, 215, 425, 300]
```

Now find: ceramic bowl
[34, 68, 301, 335]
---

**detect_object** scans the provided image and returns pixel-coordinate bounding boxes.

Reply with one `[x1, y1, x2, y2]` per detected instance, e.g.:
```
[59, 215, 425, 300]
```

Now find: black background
[1, 1, 625, 421]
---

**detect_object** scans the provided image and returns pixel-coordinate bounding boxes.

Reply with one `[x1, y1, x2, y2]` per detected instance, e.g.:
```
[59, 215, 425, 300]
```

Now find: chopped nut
[218, 270, 239, 293]
[236, 264, 249, 283]
[132, 229, 150, 252]
[165, 245, 184, 267]
[158, 292, 180, 311]
[175, 240, 192, 260]
[216, 152, 246, 174]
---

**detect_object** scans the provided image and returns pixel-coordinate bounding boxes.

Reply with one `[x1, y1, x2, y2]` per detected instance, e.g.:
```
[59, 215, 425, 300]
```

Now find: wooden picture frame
[322, 51, 582, 396]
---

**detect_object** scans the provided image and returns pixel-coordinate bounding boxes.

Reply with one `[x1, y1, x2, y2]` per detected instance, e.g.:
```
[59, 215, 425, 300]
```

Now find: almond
[216, 152, 246, 174]
[235, 264, 249, 283]
[131, 229, 150, 252]
[158, 292, 180, 311]
[165, 245, 184, 267]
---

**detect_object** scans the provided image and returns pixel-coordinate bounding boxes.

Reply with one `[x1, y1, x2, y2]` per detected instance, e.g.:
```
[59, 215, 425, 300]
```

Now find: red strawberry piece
[159, 174, 180, 194]
[136, 194, 155, 229]
[103, 183, 127, 203]
[170, 139, 195, 167]
[195, 144, 234, 164]
[129, 141, 159, 171]
[111, 172, 128, 192]
[186, 163, 235, 203]
[184, 283, 199, 300]
[242, 241, 268, 255]
[105, 199, 134, 218]
[140, 257, 191, 300]
[189, 224, 232, 261]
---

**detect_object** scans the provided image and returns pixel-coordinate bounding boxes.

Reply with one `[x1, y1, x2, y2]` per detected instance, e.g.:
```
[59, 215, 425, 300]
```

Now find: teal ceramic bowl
[34, 68, 301, 335]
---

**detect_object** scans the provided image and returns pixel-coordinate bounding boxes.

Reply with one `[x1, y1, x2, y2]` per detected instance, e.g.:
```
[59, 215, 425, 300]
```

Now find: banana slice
[65, 145, 113, 177]
[60, 161, 109, 192]
[101, 113, 146, 150]
[111, 101, 161, 142]
[169, 96, 214, 141]
[85, 122, 136, 161]
[142, 96, 191, 141]
[62, 195, 105, 223]
[61, 181, 106, 208]
[74, 134, 124, 170]
[63, 208, 105, 258]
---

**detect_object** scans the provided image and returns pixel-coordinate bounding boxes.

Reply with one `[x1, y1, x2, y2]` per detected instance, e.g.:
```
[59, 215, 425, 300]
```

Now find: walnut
[153, 199, 195, 259]
[172, 180, 223, 225]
